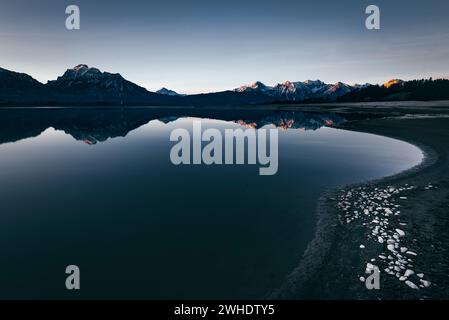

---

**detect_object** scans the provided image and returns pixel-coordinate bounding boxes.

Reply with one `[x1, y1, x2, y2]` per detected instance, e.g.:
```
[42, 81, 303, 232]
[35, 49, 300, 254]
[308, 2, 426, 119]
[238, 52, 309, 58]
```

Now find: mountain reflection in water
[0, 107, 425, 300]
[0, 108, 346, 145]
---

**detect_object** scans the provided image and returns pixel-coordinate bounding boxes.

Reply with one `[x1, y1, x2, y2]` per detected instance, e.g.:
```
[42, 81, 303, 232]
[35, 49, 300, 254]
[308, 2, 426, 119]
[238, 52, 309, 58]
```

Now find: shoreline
[271, 114, 449, 299]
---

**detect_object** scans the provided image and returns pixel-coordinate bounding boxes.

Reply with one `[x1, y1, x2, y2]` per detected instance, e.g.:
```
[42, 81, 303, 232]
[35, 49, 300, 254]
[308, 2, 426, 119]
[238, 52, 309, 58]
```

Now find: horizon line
[2, 64, 448, 95]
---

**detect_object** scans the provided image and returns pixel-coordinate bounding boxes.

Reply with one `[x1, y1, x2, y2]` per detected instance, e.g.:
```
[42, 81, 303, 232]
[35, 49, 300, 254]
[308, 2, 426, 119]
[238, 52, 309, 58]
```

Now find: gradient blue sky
[1, 0, 448, 93]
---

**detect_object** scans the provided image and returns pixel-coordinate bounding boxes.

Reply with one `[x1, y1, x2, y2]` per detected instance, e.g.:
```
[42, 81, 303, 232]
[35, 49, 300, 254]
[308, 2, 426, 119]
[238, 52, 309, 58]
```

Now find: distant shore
[272, 103, 449, 299]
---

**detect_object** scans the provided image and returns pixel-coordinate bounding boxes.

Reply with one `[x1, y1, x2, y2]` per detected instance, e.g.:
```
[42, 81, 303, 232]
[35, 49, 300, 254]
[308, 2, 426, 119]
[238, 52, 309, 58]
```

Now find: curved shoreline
[270, 115, 447, 299]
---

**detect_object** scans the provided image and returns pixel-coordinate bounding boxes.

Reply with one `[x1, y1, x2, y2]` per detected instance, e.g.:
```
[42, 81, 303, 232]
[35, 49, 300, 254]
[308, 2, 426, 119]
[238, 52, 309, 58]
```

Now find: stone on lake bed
[385, 268, 394, 275]
[365, 263, 377, 274]
[360, 245, 365, 249]
[396, 229, 405, 237]
[420, 280, 431, 288]
[359, 277, 366, 282]
[404, 269, 414, 277]
[405, 280, 419, 289]
[417, 273, 424, 278]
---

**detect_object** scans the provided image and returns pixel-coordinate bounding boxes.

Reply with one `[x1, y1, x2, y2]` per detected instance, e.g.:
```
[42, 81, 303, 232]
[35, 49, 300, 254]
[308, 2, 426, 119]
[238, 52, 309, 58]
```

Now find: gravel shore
[272, 109, 449, 299]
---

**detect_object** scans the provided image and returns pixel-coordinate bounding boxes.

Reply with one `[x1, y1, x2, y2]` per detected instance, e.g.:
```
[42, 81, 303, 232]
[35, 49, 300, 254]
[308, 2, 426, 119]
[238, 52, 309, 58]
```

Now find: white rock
[405, 280, 419, 289]
[396, 229, 405, 237]
[406, 251, 417, 256]
[399, 276, 407, 281]
[360, 276, 366, 282]
[417, 273, 424, 278]
[360, 245, 365, 249]
[404, 269, 415, 277]
[365, 263, 377, 274]
[420, 279, 431, 288]
[378, 236, 384, 243]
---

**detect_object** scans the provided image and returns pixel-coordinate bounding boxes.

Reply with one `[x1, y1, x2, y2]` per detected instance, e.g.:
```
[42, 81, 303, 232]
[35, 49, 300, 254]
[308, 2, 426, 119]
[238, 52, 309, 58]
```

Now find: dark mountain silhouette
[156, 87, 183, 96]
[46, 64, 158, 104]
[1, 65, 448, 106]
[338, 78, 449, 102]
[0, 67, 47, 104]
[0, 65, 275, 106]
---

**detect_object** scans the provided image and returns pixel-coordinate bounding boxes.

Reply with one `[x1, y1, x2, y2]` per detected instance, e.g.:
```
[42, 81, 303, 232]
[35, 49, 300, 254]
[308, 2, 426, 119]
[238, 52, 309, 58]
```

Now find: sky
[1, 0, 448, 94]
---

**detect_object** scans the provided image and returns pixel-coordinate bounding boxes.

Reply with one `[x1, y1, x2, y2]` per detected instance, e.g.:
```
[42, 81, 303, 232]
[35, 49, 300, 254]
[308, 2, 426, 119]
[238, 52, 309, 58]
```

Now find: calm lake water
[0, 108, 423, 299]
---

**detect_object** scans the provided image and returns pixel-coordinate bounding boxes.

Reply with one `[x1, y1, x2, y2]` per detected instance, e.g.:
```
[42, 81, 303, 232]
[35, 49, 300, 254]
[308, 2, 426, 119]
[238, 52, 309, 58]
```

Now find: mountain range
[1, 65, 448, 106]
[235, 80, 367, 102]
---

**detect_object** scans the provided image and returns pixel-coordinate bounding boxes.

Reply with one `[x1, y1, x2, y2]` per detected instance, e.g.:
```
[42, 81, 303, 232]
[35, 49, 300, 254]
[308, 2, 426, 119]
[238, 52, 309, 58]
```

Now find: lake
[0, 108, 423, 299]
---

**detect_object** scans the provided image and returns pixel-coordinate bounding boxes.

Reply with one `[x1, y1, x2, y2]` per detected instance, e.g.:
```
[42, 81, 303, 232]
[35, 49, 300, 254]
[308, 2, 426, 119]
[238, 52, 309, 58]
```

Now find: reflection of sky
[0, 0, 448, 93]
[0, 117, 423, 179]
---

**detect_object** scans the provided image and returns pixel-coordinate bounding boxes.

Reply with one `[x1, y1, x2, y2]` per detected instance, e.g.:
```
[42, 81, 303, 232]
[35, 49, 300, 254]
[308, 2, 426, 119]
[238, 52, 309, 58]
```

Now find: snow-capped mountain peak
[73, 64, 89, 71]
[236, 81, 272, 93]
[45, 64, 155, 103]
[236, 79, 358, 102]
[58, 65, 118, 82]
[156, 87, 182, 96]
[303, 79, 325, 86]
